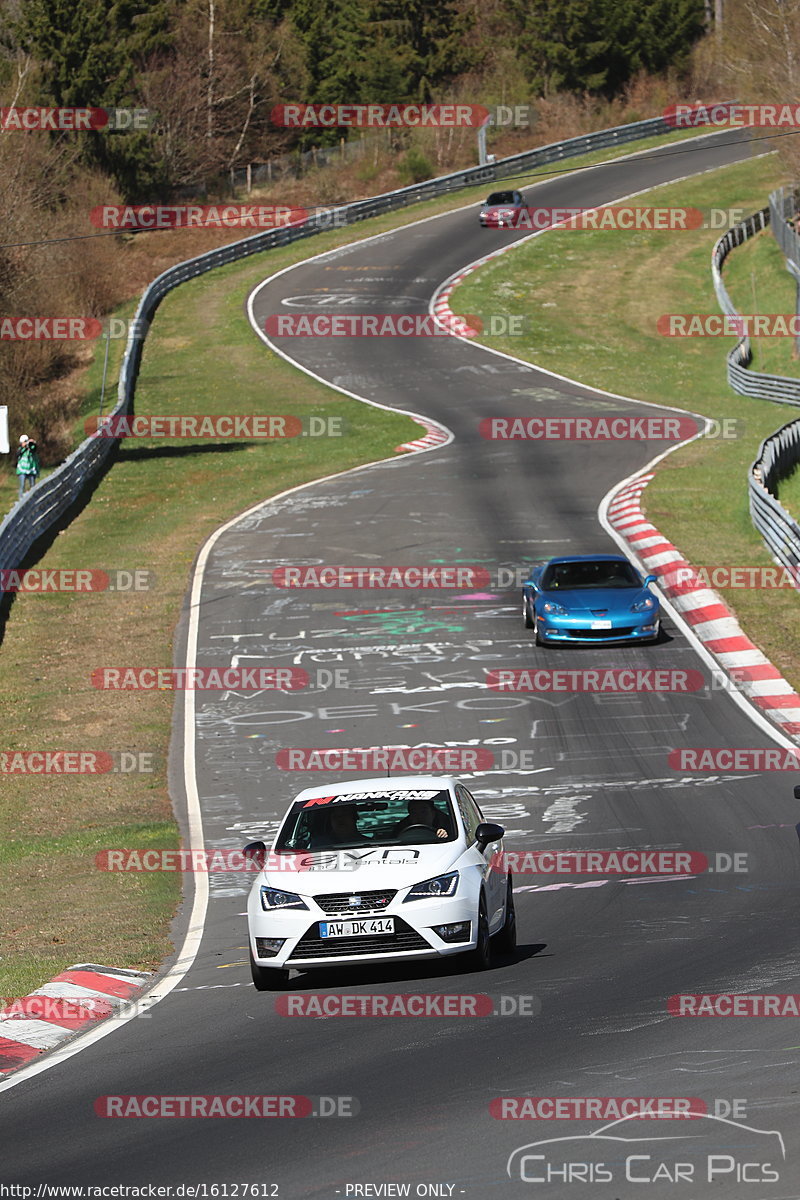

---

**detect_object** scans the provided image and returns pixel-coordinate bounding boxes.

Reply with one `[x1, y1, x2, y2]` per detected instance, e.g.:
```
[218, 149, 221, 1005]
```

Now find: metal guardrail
[710, 207, 800, 403]
[750, 418, 800, 578]
[0, 113, 675, 572]
[769, 185, 800, 265]
[714, 196, 800, 574]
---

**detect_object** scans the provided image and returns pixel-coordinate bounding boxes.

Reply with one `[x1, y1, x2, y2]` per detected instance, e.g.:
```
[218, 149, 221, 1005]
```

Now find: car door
[456, 785, 506, 932]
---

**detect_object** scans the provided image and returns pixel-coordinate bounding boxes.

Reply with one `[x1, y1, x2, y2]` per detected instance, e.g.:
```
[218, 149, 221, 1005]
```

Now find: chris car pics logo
[506, 1112, 786, 1187]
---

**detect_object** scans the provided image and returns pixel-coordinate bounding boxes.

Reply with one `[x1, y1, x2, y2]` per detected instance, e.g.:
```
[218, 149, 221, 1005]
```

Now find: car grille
[288, 918, 429, 961]
[314, 889, 396, 915]
[568, 626, 635, 639]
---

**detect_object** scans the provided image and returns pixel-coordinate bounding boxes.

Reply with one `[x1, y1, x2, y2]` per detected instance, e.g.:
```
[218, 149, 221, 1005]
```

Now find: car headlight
[403, 871, 459, 902]
[631, 596, 656, 612]
[542, 601, 568, 615]
[260, 886, 308, 911]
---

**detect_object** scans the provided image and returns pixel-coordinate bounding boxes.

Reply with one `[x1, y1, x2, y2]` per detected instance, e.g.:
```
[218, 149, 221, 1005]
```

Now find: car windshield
[540, 560, 641, 590]
[274, 788, 457, 850]
[486, 192, 518, 205]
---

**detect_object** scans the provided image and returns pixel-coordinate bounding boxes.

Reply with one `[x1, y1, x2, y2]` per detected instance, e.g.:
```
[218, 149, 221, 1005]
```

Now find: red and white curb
[0, 963, 152, 1075]
[429, 303, 481, 339]
[395, 416, 451, 454]
[431, 246, 510, 333]
[608, 474, 800, 741]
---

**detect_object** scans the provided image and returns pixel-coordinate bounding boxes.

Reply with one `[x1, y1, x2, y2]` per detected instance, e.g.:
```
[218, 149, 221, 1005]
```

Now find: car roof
[288, 775, 460, 804]
[543, 554, 631, 565]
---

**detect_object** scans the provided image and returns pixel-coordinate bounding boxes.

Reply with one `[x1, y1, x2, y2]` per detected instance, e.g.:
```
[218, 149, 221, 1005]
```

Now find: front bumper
[249, 894, 477, 969]
[537, 613, 660, 644]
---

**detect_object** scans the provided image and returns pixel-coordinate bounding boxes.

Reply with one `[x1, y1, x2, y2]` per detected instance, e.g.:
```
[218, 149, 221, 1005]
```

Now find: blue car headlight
[260, 886, 308, 911]
[630, 596, 657, 613]
[542, 601, 568, 615]
[404, 871, 459, 902]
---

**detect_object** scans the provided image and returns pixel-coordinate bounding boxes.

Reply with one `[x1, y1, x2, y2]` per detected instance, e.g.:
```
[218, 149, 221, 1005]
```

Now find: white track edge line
[0, 128, 756, 1093]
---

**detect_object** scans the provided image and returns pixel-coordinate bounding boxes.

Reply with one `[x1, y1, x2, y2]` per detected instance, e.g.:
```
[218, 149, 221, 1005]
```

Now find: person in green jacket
[15, 434, 39, 500]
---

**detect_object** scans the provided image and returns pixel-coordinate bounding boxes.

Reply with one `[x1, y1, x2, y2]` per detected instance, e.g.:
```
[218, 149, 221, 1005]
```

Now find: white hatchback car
[244, 775, 516, 990]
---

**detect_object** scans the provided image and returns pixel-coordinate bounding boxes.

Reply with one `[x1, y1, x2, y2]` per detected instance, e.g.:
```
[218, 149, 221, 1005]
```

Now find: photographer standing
[15, 434, 39, 501]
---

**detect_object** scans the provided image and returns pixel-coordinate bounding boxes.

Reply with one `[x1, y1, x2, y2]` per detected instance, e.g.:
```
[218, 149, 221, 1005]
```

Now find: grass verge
[0, 228, 419, 1000]
[0, 123, 723, 493]
[451, 151, 800, 691]
[0, 127, 752, 1002]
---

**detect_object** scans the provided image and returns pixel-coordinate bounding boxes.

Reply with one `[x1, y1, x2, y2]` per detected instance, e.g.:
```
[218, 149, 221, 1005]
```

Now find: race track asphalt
[3, 128, 799, 1200]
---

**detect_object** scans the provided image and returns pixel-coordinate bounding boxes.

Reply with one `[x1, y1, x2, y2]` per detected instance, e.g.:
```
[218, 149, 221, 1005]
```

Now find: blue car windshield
[541, 560, 641, 590]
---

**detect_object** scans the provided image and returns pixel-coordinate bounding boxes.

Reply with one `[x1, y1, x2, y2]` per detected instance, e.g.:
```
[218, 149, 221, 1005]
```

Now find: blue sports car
[522, 554, 661, 646]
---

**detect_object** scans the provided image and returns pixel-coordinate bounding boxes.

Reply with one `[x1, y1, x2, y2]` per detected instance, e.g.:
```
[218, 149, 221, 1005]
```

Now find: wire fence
[229, 134, 379, 192]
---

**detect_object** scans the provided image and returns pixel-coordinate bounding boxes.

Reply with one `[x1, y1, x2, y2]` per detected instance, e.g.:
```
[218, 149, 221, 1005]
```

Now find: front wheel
[523, 595, 535, 629]
[250, 950, 290, 991]
[466, 896, 492, 972]
[534, 617, 545, 647]
[494, 877, 516, 954]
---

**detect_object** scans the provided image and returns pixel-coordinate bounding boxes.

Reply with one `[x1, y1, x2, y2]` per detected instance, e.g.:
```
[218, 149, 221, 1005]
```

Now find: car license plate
[319, 917, 395, 938]
[590, 620, 612, 629]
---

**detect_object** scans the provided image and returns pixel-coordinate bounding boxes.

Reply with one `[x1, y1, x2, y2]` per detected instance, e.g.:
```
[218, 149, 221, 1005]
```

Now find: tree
[512, 0, 706, 99]
[18, 0, 172, 107]
[714, 0, 800, 178]
[16, 0, 172, 196]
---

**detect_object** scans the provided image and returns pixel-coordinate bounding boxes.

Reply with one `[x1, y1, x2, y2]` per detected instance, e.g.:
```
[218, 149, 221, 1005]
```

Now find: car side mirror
[526, 578, 540, 592]
[476, 822, 505, 850]
[243, 840, 266, 867]
[644, 574, 657, 587]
